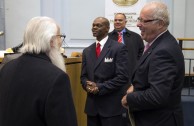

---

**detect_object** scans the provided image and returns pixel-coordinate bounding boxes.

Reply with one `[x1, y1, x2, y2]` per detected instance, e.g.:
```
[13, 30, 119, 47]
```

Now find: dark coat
[108, 28, 144, 82]
[0, 53, 77, 126]
[127, 31, 185, 126]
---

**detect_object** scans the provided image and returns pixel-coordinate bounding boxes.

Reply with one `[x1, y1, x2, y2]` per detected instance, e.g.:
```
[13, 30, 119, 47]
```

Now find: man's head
[137, 1, 169, 42]
[20, 16, 66, 72]
[92, 17, 110, 41]
[114, 13, 127, 32]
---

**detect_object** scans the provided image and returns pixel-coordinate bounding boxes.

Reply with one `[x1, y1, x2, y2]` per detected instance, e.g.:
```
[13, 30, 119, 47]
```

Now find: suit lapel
[91, 43, 97, 59]
[88, 43, 98, 69]
[94, 38, 111, 71]
[131, 31, 170, 80]
[132, 48, 153, 78]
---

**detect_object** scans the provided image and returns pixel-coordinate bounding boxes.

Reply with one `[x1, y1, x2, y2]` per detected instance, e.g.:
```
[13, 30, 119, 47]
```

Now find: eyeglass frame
[137, 17, 159, 24]
[56, 34, 66, 39]
[55, 34, 67, 46]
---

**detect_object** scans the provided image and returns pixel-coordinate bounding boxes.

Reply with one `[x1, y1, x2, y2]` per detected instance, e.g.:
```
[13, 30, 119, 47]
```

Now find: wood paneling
[65, 57, 87, 126]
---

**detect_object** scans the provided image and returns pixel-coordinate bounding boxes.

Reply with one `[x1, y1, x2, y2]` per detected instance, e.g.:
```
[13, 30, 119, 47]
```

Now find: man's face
[137, 8, 161, 42]
[49, 27, 66, 72]
[55, 27, 62, 49]
[92, 18, 109, 41]
[114, 14, 127, 32]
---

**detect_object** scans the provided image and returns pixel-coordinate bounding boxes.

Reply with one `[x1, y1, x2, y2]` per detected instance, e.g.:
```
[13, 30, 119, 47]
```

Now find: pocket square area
[104, 57, 113, 62]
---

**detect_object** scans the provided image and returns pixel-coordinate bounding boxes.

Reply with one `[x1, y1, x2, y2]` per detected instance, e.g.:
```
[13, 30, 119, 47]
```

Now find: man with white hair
[121, 1, 185, 126]
[0, 16, 77, 126]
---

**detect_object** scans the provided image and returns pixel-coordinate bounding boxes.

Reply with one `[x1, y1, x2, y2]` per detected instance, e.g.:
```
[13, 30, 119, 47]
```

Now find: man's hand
[121, 95, 128, 109]
[86, 81, 99, 94]
[127, 84, 134, 94]
[121, 84, 134, 109]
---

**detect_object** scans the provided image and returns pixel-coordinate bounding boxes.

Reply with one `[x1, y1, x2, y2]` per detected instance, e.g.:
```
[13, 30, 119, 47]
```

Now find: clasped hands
[86, 81, 99, 94]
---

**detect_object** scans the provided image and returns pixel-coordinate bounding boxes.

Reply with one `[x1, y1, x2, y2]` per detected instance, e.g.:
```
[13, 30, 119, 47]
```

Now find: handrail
[177, 38, 194, 50]
[177, 38, 194, 41]
[182, 48, 194, 50]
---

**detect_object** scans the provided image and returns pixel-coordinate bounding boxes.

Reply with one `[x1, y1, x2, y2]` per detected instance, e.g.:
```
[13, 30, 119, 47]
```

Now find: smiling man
[121, 2, 185, 126]
[81, 17, 130, 126]
[109, 13, 144, 85]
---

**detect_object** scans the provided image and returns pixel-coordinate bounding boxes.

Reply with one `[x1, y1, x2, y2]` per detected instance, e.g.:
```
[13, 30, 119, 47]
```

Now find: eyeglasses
[137, 17, 159, 24]
[56, 34, 69, 47]
[56, 34, 66, 39]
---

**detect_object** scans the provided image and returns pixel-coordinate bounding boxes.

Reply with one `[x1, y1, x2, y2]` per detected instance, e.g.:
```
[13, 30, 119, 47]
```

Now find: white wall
[4, 0, 40, 48]
[0, 0, 5, 49]
[3, 0, 194, 59]
[173, 0, 194, 74]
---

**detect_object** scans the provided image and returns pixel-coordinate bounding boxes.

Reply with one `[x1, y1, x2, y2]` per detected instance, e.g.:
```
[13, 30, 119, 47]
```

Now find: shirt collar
[148, 29, 168, 46]
[96, 35, 108, 48]
[122, 28, 126, 33]
[116, 28, 126, 34]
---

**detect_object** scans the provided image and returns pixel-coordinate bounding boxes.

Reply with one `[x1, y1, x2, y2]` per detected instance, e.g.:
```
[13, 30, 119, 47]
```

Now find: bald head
[94, 17, 110, 27]
[92, 17, 110, 41]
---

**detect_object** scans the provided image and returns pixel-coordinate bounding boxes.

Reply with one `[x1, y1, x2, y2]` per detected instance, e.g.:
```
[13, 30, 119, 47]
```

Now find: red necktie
[96, 43, 101, 57]
[118, 32, 122, 43]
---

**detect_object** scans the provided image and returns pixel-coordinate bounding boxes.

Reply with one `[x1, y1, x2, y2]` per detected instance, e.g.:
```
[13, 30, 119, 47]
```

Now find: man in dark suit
[109, 13, 144, 83]
[0, 16, 77, 126]
[121, 2, 185, 126]
[0, 53, 22, 70]
[81, 17, 130, 126]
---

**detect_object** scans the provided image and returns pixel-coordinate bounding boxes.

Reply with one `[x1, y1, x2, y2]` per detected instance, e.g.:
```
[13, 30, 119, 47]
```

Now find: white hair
[144, 1, 170, 27]
[47, 39, 66, 72]
[20, 16, 66, 72]
[20, 16, 58, 54]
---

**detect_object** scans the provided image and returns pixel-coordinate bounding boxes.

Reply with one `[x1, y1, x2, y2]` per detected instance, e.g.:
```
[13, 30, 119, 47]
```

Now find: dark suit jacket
[81, 38, 129, 117]
[0, 53, 77, 126]
[127, 31, 185, 126]
[0, 53, 22, 70]
[108, 28, 144, 82]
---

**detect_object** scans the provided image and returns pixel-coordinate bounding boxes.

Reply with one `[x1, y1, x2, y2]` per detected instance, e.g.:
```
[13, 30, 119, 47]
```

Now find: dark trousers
[87, 113, 131, 126]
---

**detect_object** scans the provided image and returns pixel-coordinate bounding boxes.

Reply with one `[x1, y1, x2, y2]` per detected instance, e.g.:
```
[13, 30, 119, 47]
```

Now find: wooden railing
[177, 38, 194, 50]
[177, 38, 194, 96]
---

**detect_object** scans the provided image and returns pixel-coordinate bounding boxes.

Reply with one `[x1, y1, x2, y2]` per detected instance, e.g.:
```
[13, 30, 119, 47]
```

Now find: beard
[47, 46, 66, 72]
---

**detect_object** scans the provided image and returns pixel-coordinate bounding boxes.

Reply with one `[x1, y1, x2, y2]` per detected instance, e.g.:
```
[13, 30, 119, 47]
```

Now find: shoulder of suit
[83, 43, 96, 52]
[86, 42, 96, 48]
[108, 38, 125, 48]
[125, 28, 139, 35]
[108, 29, 117, 35]
[107, 37, 118, 43]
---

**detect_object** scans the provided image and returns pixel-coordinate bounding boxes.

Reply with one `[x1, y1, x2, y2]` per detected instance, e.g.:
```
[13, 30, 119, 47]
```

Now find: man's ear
[158, 20, 165, 29]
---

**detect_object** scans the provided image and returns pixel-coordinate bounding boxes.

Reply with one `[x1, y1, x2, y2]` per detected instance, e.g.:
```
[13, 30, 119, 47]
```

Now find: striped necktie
[118, 32, 122, 43]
